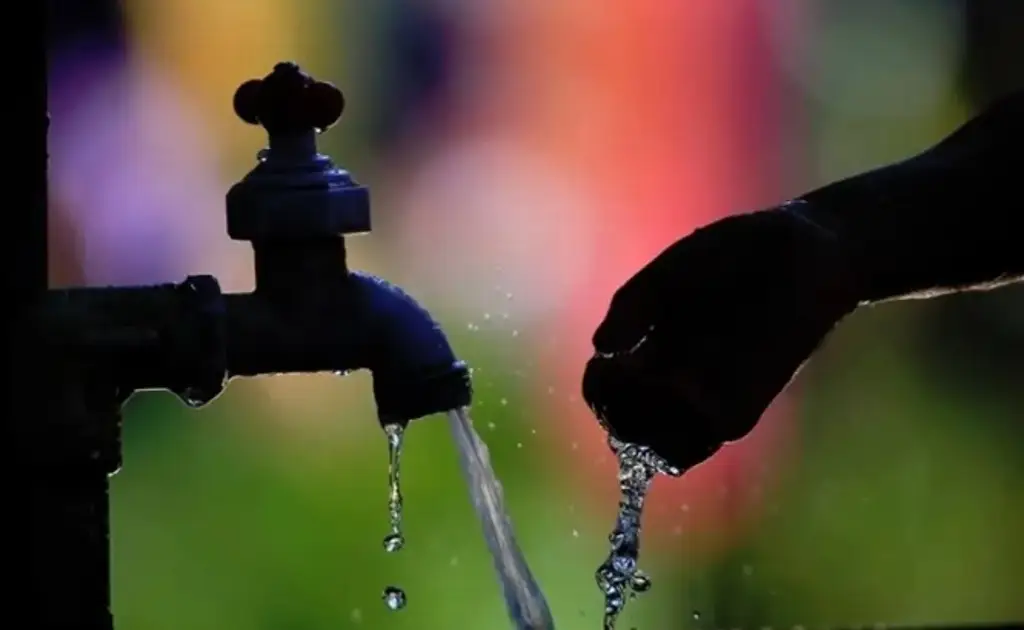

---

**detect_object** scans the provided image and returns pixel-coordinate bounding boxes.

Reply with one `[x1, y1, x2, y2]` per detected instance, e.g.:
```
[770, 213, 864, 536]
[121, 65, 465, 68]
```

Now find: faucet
[224, 62, 472, 421]
[24, 62, 471, 629]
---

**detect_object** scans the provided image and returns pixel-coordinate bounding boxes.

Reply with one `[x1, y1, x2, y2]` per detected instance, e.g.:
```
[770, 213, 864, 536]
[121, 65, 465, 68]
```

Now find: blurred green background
[47, 0, 1024, 628]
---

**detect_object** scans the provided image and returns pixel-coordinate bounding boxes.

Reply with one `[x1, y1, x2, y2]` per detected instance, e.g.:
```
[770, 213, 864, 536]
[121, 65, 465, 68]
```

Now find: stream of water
[381, 423, 408, 611]
[447, 407, 556, 630]
[595, 436, 681, 630]
[379, 409, 676, 629]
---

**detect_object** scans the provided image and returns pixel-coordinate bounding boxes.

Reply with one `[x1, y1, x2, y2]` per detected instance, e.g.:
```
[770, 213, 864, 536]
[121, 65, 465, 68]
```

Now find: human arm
[583, 91, 1024, 472]
[798, 90, 1024, 304]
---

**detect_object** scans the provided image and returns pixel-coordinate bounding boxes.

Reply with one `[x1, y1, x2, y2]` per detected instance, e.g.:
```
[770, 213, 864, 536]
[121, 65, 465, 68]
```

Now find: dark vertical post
[12, 0, 58, 626]
[14, 0, 54, 621]
[14, 3, 119, 629]
[5, 0, 45, 620]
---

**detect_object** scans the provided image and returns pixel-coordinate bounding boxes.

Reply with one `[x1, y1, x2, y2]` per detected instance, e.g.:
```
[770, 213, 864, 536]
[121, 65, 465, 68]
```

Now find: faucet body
[26, 62, 471, 629]
[221, 69, 471, 419]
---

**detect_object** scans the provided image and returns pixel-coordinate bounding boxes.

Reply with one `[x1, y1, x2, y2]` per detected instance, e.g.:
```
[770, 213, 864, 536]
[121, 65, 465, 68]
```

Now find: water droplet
[511, 330, 520, 338]
[502, 312, 510, 320]
[467, 322, 478, 331]
[487, 421, 497, 430]
[505, 292, 513, 300]
[516, 442, 523, 449]
[499, 398, 508, 406]
[350, 608, 363, 623]
[742, 564, 754, 577]
[572, 529, 580, 538]
[383, 533, 404, 553]
[692, 610, 701, 620]
[483, 313, 492, 320]
[382, 586, 406, 611]
[631, 572, 651, 592]
[571, 441, 579, 450]
[449, 556, 459, 566]
[175, 386, 213, 409]
[546, 386, 555, 395]
[530, 428, 537, 435]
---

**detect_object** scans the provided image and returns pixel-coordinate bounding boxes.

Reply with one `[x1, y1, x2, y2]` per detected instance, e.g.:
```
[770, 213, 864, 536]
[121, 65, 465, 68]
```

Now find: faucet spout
[224, 271, 471, 423]
[224, 62, 471, 424]
[352, 272, 472, 422]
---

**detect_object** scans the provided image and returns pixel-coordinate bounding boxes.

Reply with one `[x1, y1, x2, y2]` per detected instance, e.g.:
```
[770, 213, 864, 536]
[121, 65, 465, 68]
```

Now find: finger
[592, 284, 658, 353]
[582, 355, 721, 472]
[592, 241, 691, 352]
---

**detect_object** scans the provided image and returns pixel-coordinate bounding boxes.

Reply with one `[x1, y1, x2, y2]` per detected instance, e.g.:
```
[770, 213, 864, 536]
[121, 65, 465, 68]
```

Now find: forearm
[796, 92, 1024, 304]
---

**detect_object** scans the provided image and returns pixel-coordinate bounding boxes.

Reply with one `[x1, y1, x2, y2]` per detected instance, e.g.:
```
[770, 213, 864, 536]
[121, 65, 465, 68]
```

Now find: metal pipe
[20, 60, 469, 630]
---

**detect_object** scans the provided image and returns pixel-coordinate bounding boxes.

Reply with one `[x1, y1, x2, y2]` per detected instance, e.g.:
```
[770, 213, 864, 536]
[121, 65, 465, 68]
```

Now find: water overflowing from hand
[447, 407, 555, 629]
[381, 423, 407, 611]
[595, 436, 680, 629]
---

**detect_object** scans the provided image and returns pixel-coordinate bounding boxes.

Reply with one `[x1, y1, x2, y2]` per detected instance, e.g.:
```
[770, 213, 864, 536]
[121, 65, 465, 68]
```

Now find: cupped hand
[582, 203, 861, 473]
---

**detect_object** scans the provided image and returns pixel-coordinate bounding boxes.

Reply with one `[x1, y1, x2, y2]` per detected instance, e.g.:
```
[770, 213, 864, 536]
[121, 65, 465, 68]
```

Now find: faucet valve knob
[232, 62, 345, 134]
[226, 62, 371, 241]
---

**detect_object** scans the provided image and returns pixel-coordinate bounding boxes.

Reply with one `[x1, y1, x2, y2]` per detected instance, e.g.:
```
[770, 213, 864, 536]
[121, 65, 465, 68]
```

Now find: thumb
[592, 240, 690, 353]
[592, 228, 707, 353]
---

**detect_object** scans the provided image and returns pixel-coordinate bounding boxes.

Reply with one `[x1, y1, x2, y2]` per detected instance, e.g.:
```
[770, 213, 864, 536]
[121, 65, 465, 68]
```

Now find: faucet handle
[226, 62, 370, 241]
[233, 62, 345, 135]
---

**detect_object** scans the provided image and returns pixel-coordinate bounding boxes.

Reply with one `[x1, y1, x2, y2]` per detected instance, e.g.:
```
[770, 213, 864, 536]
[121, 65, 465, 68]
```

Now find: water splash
[447, 407, 555, 629]
[595, 436, 680, 629]
[382, 423, 406, 611]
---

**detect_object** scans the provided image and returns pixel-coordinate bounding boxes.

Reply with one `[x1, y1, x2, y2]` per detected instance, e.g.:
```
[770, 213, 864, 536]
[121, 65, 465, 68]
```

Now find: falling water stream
[378, 409, 674, 629]
[447, 407, 556, 629]
[378, 411, 554, 628]
[381, 423, 408, 611]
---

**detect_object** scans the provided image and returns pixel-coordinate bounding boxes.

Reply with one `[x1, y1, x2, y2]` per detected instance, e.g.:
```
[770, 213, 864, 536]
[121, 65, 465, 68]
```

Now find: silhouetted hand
[582, 205, 861, 473]
[582, 91, 1024, 473]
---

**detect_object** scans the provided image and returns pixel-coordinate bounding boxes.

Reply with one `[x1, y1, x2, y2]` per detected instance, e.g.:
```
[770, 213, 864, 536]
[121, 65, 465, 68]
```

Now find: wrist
[791, 102, 1024, 303]
[773, 200, 866, 314]
[792, 173, 940, 305]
